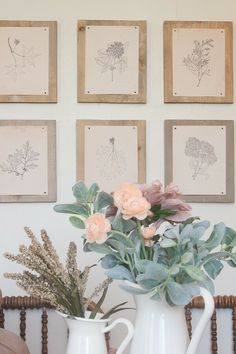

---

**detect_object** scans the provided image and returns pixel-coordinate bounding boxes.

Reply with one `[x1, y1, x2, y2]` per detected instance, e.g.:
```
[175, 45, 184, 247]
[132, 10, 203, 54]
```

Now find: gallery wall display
[0, 120, 57, 202]
[77, 20, 147, 103]
[0, 21, 57, 103]
[164, 120, 234, 203]
[76, 120, 146, 192]
[164, 21, 233, 103]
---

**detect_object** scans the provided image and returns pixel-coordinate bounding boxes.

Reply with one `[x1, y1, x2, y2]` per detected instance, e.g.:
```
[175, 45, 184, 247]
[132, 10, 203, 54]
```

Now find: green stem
[137, 221, 148, 259]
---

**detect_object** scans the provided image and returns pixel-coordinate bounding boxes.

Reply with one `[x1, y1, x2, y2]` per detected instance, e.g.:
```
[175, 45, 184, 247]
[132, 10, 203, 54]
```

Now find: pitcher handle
[186, 287, 215, 354]
[102, 318, 134, 354]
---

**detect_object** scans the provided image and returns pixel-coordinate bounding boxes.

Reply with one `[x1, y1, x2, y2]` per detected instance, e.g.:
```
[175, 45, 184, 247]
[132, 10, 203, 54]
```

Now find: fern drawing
[0, 141, 40, 180]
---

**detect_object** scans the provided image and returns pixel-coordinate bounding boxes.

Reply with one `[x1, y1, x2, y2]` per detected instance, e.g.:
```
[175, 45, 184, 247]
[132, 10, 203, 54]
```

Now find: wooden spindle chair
[0, 290, 30, 354]
[185, 295, 236, 354]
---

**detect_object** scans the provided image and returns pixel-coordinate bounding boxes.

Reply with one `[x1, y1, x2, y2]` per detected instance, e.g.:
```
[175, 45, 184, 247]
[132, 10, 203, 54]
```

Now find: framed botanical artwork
[164, 21, 233, 103]
[76, 120, 146, 192]
[0, 120, 57, 202]
[0, 21, 57, 103]
[77, 20, 147, 103]
[164, 120, 234, 202]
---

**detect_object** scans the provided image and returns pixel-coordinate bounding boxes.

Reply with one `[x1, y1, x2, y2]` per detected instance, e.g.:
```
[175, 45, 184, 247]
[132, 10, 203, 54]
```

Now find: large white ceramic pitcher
[129, 287, 214, 354]
[59, 312, 134, 354]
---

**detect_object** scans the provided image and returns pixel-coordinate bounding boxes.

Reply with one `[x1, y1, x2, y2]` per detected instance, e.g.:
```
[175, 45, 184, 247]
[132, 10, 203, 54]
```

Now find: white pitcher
[129, 287, 214, 354]
[58, 312, 134, 354]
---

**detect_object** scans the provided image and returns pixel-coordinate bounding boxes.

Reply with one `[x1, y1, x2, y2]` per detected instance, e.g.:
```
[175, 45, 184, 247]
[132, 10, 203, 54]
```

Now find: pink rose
[85, 213, 111, 244]
[122, 196, 151, 220]
[113, 182, 142, 209]
[141, 226, 156, 239]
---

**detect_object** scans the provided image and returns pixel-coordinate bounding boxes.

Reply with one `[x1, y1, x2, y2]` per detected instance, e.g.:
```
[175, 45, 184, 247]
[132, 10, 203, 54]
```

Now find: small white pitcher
[58, 312, 134, 354]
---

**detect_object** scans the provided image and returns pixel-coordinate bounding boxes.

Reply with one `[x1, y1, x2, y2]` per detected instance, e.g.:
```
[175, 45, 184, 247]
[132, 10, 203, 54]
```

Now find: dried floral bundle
[4, 227, 127, 319]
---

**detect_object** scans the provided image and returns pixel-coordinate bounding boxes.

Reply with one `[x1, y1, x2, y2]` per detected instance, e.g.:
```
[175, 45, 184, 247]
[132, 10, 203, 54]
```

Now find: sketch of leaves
[0, 141, 40, 180]
[183, 39, 214, 87]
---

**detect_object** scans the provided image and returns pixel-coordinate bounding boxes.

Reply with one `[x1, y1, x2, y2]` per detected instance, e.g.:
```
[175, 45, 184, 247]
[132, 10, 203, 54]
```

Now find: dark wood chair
[185, 295, 236, 354]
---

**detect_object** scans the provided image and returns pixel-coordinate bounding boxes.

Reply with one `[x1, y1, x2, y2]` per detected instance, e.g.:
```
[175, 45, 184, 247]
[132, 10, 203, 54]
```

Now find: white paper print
[84, 125, 138, 191]
[0, 27, 49, 95]
[172, 28, 225, 97]
[0, 125, 48, 195]
[85, 26, 139, 94]
[172, 125, 226, 195]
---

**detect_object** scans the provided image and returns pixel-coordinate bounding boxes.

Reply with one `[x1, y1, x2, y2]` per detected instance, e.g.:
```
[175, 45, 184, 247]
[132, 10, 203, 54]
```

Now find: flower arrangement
[4, 227, 128, 319]
[54, 180, 236, 306]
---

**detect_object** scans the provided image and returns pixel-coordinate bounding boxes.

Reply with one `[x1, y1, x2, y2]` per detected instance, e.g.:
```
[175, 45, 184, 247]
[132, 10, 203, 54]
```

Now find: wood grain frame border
[77, 20, 147, 103]
[0, 20, 57, 103]
[0, 120, 57, 202]
[164, 21, 233, 103]
[164, 120, 234, 203]
[76, 119, 146, 184]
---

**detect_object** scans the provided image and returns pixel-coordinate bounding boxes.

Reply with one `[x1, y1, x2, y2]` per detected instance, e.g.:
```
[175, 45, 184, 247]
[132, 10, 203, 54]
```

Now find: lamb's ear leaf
[54, 203, 89, 218]
[94, 192, 114, 212]
[72, 181, 88, 202]
[69, 216, 85, 229]
[87, 183, 100, 202]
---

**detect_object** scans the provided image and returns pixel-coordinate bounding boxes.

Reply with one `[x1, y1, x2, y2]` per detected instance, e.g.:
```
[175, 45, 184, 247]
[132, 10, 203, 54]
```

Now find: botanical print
[5, 37, 40, 81]
[96, 137, 127, 181]
[172, 28, 225, 97]
[84, 125, 138, 192]
[0, 125, 48, 196]
[0, 141, 40, 180]
[184, 137, 217, 180]
[172, 125, 226, 196]
[95, 41, 128, 82]
[183, 39, 214, 87]
[84, 25, 139, 94]
[0, 26, 49, 95]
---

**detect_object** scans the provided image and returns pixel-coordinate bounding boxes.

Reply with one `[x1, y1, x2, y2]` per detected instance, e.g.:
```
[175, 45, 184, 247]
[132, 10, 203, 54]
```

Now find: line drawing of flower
[5, 37, 40, 81]
[96, 137, 126, 181]
[95, 41, 128, 82]
[183, 39, 214, 87]
[184, 137, 217, 180]
[0, 141, 40, 180]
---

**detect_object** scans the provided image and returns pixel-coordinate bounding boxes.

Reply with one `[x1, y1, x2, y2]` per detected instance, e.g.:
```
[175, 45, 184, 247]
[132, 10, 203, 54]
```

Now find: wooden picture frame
[76, 120, 146, 191]
[77, 20, 147, 103]
[0, 120, 57, 202]
[164, 21, 233, 103]
[0, 21, 57, 103]
[165, 120, 234, 202]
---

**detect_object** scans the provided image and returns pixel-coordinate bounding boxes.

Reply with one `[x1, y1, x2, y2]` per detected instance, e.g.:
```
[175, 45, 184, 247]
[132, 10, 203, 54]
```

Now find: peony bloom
[85, 213, 111, 244]
[122, 196, 151, 220]
[161, 198, 192, 222]
[162, 182, 181, 199]
[138, 180, 163, 205]
[113, 182, 142, 209]
[141, 226, 156, 239]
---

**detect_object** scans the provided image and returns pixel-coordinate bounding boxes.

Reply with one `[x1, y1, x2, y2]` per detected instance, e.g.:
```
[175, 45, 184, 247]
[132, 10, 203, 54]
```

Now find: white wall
[0, 0, 236, 353]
